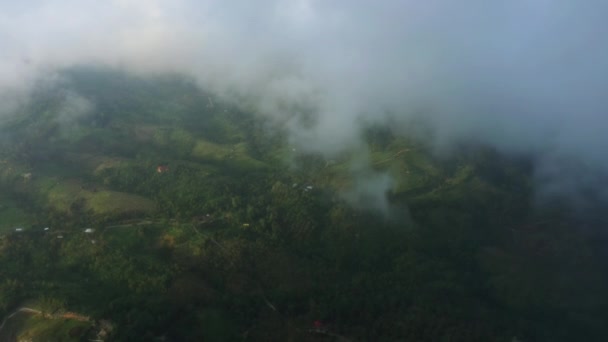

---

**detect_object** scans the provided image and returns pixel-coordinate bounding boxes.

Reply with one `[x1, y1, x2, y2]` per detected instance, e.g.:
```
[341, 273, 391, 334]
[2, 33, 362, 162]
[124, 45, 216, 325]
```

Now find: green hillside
[0, 67, 606, 341]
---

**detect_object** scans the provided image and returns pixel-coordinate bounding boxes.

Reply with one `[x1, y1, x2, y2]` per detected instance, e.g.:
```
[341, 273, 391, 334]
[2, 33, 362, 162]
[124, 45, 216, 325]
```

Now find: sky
[1, 0, 607, 206]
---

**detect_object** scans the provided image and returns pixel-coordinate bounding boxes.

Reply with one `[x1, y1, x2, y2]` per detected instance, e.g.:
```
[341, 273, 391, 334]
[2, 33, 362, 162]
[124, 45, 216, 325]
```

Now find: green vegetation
[0, 67, 606, 341]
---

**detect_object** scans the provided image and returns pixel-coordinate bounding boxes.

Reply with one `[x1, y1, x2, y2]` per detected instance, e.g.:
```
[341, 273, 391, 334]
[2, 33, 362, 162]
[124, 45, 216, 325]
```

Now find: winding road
[0, 306, 91, 337]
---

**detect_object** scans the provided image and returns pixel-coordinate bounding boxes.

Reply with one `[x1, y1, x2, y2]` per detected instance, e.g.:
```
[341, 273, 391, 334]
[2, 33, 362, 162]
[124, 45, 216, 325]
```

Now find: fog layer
[1, 0, 607, 203]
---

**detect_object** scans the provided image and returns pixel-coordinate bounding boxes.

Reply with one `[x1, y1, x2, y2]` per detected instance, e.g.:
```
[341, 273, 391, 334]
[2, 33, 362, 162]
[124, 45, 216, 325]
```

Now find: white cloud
[1, 0, 607, 204]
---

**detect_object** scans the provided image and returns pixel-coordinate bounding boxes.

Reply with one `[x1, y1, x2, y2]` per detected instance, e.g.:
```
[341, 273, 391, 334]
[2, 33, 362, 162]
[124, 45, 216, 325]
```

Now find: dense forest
[0, 67, 607, 341]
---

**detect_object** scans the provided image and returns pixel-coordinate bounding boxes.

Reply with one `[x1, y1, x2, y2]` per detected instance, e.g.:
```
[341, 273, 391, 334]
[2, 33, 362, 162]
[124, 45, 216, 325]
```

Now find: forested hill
[0, 67, 607, 341]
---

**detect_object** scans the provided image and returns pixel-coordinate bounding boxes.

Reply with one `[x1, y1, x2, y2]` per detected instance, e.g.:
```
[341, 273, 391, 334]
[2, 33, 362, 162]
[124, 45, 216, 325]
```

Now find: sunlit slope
[0, 67, 273, 223]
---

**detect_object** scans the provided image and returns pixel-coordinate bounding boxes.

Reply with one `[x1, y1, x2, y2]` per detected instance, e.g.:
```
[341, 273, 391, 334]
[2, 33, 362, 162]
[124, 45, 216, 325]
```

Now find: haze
[1, 0, 607, 205]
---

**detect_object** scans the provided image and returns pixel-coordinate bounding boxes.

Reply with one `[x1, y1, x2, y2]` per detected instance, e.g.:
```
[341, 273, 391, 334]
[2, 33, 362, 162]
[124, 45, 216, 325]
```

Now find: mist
[1, 0, 608, 206]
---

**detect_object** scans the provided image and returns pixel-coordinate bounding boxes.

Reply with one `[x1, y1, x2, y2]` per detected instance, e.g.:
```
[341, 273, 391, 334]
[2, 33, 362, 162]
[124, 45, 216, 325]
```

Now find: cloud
[1, 0, 608, 205]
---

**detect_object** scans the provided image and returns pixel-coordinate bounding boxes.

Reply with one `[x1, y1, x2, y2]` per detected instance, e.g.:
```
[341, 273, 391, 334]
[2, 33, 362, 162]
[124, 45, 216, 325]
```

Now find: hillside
[0, 67, 607, 341]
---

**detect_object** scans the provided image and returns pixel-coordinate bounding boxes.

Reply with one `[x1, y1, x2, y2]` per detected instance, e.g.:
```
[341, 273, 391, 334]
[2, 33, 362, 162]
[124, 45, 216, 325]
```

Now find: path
[0, 306, 91, 335]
